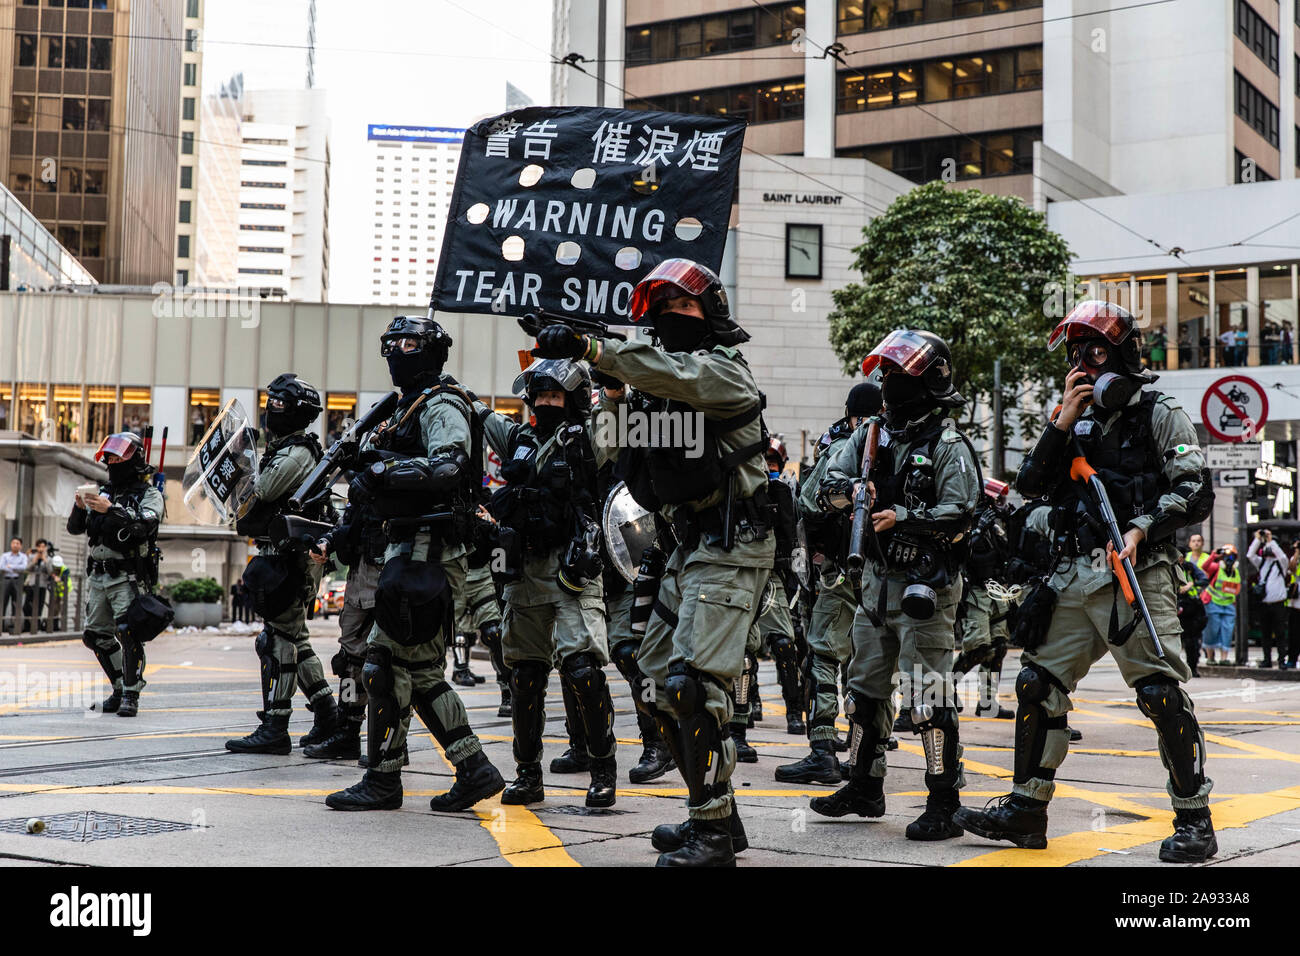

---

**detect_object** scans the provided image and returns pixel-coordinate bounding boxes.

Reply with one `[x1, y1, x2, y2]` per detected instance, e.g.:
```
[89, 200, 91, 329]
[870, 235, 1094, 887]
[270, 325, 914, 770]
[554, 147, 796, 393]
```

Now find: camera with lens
[557, 513, 603, 595]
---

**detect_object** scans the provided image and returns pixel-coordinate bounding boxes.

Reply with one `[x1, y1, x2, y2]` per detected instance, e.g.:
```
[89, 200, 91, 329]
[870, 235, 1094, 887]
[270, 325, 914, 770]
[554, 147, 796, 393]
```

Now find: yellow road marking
[954, 784, 1300, 867]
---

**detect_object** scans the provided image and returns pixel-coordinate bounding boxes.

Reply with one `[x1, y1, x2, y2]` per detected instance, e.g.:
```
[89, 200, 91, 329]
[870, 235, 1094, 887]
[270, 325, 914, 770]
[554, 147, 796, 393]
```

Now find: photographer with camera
[808, 329, 979, 842]
[475, 358, 619, 810]
[1201, 545, 1240, 666]
[1247, 529, 1288, 668]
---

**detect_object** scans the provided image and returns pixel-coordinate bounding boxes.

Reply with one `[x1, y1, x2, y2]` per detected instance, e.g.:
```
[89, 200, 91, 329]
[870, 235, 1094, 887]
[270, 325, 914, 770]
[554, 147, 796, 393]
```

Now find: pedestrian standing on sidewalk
[1247, 529, 1287, 668]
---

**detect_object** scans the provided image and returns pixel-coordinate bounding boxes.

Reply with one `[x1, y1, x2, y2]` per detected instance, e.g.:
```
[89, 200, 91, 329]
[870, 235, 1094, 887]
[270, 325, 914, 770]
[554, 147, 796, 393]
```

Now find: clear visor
[860, 329, 939, 377]
[1047, 301, 1132, 351]
[380, 335, 422, 356]
[512, 358, 589, 398]
[94, 434, 139, 464]
[628, 258, 714, 321]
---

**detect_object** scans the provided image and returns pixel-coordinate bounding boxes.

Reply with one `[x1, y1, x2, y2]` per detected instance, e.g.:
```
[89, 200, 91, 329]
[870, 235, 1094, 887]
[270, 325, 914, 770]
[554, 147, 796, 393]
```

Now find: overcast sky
[202, 0, 555, 303]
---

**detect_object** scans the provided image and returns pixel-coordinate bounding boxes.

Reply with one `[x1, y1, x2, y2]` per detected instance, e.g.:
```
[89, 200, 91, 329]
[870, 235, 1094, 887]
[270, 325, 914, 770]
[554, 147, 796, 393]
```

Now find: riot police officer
[454, 560, 511, 715]
[325, 316, 505, 812]
[535, 258, 773, 867]
[477, 358, 619, 809]
[758, 438, 808, 737]
[775, 382, 878, 784]
[951, 479, 1015, 720]
[810, 330, 979, 841]
[955, 301, 1217, 863]
[227, 375, 339, 753]
[71, 433, 166, 718]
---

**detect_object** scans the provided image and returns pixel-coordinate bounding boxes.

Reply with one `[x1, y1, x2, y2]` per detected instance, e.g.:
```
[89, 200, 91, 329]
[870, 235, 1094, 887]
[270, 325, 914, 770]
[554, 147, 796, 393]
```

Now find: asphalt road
[1, 620, 1297, 867]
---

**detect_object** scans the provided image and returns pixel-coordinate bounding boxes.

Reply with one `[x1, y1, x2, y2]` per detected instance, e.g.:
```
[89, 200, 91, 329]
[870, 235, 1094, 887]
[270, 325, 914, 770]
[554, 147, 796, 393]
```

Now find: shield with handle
[181, 398, 259, 525]
[602, 480, 659, 584]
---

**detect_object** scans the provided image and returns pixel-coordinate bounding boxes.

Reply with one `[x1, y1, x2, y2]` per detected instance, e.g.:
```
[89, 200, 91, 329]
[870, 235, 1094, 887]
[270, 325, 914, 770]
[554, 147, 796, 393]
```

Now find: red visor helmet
[766, 437, 788, 469]
[860, 329, 963, 407]
[628, 258, 748, 345]
[94, 432, 146, 469]
[1048, 300, 1150, 378]
[983, 477, 1010, 500]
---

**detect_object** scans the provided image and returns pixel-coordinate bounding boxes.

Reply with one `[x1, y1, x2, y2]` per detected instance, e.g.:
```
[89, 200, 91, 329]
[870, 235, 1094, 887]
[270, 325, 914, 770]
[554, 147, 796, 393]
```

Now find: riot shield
[182, 399, 259, 525]
[602, 481, 659, 584]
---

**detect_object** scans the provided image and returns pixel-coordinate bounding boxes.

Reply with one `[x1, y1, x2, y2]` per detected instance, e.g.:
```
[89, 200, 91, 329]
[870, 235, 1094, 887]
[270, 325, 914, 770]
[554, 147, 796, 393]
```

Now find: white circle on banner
[571, 168, 596, 189]
[675, 218, 703, 241]
[519, 165, 544, 187]
[502, 236, 525, 261]
[466, 203, 489, 224]
[615, 247, 642, 270]
[556, 241, 581, 265]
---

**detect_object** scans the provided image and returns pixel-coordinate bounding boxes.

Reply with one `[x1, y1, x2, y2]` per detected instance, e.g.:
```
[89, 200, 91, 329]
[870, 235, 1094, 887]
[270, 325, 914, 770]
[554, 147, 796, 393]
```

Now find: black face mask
[653, 311, 709, 354]
[265, 409, 297, 436]
[532, 404, 566, 437]
[107, 462, 140, 487]
[882, 373, 931, 426]
[386, 350, 443, 391]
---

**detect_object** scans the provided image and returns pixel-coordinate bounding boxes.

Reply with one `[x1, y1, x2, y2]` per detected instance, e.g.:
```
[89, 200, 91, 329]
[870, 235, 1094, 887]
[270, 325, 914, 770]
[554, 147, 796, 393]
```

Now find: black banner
[430, 106, 745, 323]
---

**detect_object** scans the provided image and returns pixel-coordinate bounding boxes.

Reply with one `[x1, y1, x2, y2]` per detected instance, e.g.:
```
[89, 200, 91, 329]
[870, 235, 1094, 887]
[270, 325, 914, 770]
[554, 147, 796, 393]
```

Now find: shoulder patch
[711, 344, 739, 359]
[940, 429, 962, 444]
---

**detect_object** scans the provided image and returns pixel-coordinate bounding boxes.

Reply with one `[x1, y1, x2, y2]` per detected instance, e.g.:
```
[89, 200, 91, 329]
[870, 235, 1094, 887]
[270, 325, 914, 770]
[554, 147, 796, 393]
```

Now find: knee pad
[560, 651, 602, 688]
[480, 620, 501, 647]
[114, 614, 133, 642]
[1134, 676, 1185, 721]
[1015, 663, 1055, 706]
[254, 628, 274, 660]
[82, 631, 109, 651]
[362, 645, 395, 698]
[1135, 676, 1204, 798]
[666, 662, 709, 718]
[910, 704, 958, 736]
[510, 660, 550, 699]
[767, 634, 797, 665]
[330, 648, 363, 679]
[609, 640, 640, 683]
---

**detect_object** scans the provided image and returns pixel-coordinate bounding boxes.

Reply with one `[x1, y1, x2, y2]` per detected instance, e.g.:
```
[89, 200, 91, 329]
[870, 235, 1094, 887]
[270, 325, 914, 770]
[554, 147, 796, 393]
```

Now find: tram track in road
[0, 746, 233, 778]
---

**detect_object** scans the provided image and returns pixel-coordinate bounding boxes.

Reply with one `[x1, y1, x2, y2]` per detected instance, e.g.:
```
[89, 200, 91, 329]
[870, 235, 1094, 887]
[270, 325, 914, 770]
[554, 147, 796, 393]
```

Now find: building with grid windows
[0, 0, 182, 284]
[366, 124, 464, 305]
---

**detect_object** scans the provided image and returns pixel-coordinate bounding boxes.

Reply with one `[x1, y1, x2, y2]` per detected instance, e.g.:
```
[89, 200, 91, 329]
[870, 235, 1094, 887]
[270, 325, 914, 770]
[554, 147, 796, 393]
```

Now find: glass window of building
[183, 61, 196, 85]
[17, 384, 49, 438]
[179, 200, 191, 223]
[12, 94, 34, 126]
[121, 388, 151, 438]
[1260, 264, 1297, 365]
[53, 386, 82, 443]
[0, 386, 11, 432]
[1177, 273, 1211, 369]
[89, 37, 111, 70]
[178, 234, 190, 258]
[182, 131, 194, 155]
[179, 165, 192, 189]
[189, 389, 220, 444]
[64, 36, 87, 69]
[838, 0, 1040, 34]
[326, 393, 356, 442]
[86, 386, 116, 442]
[17, 34, 37, 68]
[182, 97, 195, 121]
[62, 97, 86, 131]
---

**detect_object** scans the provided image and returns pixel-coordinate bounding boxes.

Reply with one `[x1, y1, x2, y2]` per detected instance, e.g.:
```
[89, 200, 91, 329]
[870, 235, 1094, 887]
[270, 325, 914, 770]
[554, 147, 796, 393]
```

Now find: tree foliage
[827, 181, 1074, 447]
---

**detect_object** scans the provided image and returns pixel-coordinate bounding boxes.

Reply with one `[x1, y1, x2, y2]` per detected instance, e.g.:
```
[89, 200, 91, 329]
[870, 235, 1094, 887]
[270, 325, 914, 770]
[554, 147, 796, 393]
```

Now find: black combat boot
[429, 750, 506, 812]
[893, 710, 914, 733]
[750, 686, 764, 725]
[651, 802, 749, 854]
[774, 739, 841, 785]
[655, 818, 736, 867]
[952, 793, 1049, 849]
[809, 772, 885, 818]
[298, 696, 339, 747]
[500, 762, 545, 805]
[586, 755, 617, 808]
[731, 724, 757, 763]
[1159, 808, 1217, 863]
[94, 689, 122, 714]
[550, 747, 590, 774]
[117, 691, 140, 718]
[225, 712, 292, 754]
[303, 707, 362, 760]
[905, 788, 964, 841]
[1068, 726, 1083, 742]
[628, 714, 675, 784]
[497, 685, 513, 718]
[325, 769, 402, 811]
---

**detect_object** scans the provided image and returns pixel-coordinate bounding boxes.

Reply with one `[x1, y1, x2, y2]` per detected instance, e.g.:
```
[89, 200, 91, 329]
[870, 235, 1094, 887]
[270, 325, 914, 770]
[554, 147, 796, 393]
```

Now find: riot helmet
[514, 358, 591, 435]
[861, 329, 964, 431]
[765, 437, 788, 477]
[628, 258, 749, 351]
[381, 314, 452, 391]
[1049, 300, 1154, 411]
[95, 432, 149, 486]
[264, 373, 323, 435]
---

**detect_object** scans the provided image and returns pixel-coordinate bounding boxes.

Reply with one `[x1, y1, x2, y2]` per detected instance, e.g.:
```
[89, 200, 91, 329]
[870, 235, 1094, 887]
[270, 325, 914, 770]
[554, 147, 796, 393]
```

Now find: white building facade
[366, 125, 465, 306]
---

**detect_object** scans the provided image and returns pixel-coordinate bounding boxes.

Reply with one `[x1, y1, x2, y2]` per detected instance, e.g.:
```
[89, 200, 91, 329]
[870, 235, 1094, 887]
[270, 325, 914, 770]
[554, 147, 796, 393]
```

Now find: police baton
[1068, 451, 1165, 659]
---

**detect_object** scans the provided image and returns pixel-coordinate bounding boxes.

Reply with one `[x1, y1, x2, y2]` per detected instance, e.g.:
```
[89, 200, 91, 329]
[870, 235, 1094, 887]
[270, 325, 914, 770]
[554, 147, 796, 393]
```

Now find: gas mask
[653, 311, 709, 354]
[1069, 337, 1137, 412]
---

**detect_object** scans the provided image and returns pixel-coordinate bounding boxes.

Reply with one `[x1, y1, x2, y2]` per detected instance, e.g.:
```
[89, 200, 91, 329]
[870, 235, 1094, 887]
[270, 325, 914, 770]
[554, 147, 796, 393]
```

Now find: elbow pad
[383, 450, 469, 494]
[1016, 424, 1069, 499]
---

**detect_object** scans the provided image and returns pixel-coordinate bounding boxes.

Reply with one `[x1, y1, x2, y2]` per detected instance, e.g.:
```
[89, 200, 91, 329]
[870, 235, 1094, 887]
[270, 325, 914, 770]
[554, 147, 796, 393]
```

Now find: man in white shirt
[1, 538, 28, 632]
[1247, 530, 1288, 667]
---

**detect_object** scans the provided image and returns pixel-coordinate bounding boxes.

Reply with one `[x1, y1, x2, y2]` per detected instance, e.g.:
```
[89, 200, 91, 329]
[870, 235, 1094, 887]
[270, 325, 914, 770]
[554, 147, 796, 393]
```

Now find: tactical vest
[86, 482, 152, 555]
[238, 433, 326, 537]
[768, 476, 798, 559]
[966, 505, 1010, 585]
[1185, 550, 1211, 596]
[1207, 566, 1241, 606]
[371, 380, 485, 516]
[492, 425, 595, 555]
[871, 420, 945, 553]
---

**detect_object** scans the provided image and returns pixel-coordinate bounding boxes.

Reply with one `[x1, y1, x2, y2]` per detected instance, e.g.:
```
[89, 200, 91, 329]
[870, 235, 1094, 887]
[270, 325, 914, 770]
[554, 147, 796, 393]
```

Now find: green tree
[827, 181, 1074, 452]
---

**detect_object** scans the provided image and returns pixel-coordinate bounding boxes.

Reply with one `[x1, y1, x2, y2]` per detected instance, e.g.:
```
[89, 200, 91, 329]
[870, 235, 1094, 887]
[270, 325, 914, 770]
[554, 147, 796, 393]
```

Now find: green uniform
[71, 481, 165, 696]
[248, 431, 329, 718]
[824, 416, 979, 785]
[595, 337, 774, 822]
[798, 432, 857, 744]
[1015, 484, 1209, 807]
[366, 383, 485, 774]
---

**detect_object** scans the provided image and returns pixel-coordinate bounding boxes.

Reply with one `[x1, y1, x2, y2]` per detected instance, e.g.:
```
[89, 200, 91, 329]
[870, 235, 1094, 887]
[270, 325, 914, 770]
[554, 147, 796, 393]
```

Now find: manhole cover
[535, 806, 629, 817]
[0, 811, 201, 842]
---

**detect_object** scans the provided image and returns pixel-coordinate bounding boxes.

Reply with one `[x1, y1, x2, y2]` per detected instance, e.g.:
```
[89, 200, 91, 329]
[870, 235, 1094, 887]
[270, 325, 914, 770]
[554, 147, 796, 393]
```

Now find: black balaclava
[107, 461, 141, 488]
[654, 311, 709, 354]
[532, 404, 566, 438]
[265, 408, 296, 436]
[882, 372, 933, 429]
[387, 348, 445, 392]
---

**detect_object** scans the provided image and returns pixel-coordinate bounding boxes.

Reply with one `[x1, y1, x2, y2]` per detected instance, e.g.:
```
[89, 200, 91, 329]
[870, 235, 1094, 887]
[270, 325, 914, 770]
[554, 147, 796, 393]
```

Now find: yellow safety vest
[1206, 566, 1241, 606]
